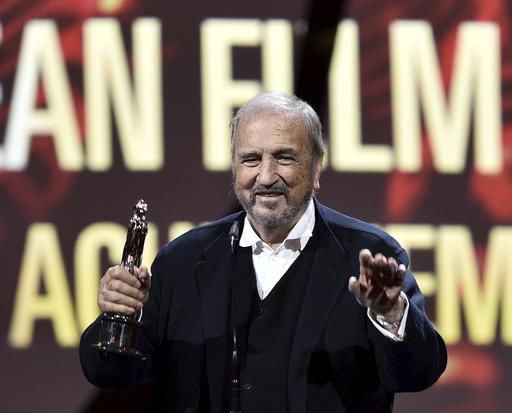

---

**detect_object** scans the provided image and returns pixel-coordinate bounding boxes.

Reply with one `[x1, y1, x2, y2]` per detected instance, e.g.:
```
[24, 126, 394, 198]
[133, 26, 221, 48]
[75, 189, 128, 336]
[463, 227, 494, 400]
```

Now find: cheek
[287, 168, 317, 194]
[292, 167, 311, 183]
[234, 168, 255, 190]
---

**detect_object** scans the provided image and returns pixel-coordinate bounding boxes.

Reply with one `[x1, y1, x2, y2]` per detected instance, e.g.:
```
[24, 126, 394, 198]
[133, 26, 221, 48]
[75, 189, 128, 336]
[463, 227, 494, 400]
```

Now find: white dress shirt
[238, 199, 408, 340]
[239, 199, 316, 299]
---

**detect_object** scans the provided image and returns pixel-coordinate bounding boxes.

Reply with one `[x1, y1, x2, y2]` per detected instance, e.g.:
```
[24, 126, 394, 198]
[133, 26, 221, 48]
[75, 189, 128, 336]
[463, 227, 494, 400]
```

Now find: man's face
[233, 112, 322, 232]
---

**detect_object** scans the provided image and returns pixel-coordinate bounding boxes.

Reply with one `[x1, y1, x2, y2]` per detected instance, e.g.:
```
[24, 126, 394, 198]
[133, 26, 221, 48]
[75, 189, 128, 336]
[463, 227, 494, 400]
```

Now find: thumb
[348, 276, 370, 308]
[348, 276, 359, 295]
[138, 266, 151, 287]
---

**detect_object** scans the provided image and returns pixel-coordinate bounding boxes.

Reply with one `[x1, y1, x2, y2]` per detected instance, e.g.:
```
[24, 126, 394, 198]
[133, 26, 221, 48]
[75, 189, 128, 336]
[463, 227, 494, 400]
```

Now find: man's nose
[257, 159, 278, 186]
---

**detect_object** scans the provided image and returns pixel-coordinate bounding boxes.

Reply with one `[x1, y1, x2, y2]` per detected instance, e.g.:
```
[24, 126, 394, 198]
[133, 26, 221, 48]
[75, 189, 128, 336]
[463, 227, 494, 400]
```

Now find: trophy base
[90, 313, 146, 360]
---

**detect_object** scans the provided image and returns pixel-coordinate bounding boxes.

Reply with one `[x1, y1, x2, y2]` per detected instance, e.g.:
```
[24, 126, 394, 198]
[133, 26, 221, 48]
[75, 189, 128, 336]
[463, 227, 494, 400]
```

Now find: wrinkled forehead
[232, 110, 308, 147]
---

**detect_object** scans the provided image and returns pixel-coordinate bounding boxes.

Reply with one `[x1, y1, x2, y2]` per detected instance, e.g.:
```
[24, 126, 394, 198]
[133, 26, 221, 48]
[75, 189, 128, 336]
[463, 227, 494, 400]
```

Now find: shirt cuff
[367, 291, 409, 342]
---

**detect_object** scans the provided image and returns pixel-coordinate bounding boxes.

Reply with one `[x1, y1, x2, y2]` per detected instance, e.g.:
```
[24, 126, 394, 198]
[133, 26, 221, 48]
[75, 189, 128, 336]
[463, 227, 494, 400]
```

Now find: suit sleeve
[367, 248, 447, 392]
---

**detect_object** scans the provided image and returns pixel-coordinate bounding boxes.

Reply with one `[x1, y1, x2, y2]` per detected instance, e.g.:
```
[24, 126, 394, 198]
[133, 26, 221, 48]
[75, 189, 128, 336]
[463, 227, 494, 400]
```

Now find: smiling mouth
[255, 192, 284, 197]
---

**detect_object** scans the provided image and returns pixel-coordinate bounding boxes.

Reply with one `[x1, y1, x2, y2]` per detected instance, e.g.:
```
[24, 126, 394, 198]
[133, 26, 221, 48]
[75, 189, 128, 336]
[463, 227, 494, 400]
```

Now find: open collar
[239, 198, 315, 252]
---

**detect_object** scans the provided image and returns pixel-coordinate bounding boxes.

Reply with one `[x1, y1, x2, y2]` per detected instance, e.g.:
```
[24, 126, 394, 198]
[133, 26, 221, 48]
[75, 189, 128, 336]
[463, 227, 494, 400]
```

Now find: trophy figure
[91, 199, 149, 359]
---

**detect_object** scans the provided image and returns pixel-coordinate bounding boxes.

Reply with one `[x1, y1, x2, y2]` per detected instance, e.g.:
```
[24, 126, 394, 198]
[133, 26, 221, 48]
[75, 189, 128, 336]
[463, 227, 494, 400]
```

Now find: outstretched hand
[348, 249, 406, 320]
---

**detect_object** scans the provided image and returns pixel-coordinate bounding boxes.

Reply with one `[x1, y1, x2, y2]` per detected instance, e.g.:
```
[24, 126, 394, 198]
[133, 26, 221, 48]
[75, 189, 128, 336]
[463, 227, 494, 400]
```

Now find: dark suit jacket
[80, 201, 447, 413]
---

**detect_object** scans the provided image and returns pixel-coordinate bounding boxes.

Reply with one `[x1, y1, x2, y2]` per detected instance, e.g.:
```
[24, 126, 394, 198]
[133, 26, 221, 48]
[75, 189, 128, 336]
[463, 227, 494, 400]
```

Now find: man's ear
[313, 158, 323, 192]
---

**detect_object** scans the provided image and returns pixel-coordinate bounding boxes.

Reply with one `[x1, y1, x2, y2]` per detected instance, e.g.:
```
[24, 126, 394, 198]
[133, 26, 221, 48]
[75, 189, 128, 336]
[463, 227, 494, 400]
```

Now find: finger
[386, 262, 406, 287]
[101, 289, 144, 310]
[348, 276, 371, 308]
[364, 277, 375, 300]
[102, 266, 119, 282]
[348, 276, 360, 295]
[106, 278, 145, 300]
[385, 258, 401, 287]
[136, 266, 151, 284]
[134, 265, 149, 282]
[387, 257, 398, 278]
[359, 249, 373, 269]
[378, 255, 399, 287]
[109, 266, 142, 289]
[395, 264, 407, 285]
[359, 249, 374, 279]
[372, 255, 404, 288]
[100, 301, 137, 315]
[349, 276, 371, 300]
[373, 254, 388, 280]
[358, 271, 372, 296]
[134, 267, 151, 304]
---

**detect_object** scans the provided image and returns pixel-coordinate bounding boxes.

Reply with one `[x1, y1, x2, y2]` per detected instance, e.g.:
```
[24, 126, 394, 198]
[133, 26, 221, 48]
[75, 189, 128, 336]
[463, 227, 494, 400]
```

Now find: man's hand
[98, 265, 151, 315]
[348, 249, 406, 321]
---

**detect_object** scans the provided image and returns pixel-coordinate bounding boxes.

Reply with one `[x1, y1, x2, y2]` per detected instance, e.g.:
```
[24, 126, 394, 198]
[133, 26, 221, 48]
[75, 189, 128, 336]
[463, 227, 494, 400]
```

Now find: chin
[250, 208, 293, 229]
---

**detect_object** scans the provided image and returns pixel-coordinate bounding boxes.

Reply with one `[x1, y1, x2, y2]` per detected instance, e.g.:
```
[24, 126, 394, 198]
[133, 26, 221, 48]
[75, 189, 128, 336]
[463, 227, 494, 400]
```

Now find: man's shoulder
[154, 211, 243, 261]
[316, 202, 405, 257]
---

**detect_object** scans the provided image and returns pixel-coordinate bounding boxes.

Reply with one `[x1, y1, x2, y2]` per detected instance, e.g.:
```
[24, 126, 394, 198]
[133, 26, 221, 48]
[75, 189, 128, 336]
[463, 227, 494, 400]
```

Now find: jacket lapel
[288, 204, 348, 413]
[194, 218, 240, 413]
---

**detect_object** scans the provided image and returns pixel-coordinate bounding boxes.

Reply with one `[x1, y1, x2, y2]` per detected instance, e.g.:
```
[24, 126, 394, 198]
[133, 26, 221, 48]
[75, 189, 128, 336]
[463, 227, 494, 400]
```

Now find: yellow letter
[390, 21, 502, 174]
[436, 226, 512, 345]
[0, 22, 3, 106]
[483, 227, 512, 344]
[85, 18, 163, 171]
[329, 20, 392, 172]
[9, 224, 78, 348]
[200, 18, 293, 171]
[168, 221, 195, 241]
[1, 20, 82, 171]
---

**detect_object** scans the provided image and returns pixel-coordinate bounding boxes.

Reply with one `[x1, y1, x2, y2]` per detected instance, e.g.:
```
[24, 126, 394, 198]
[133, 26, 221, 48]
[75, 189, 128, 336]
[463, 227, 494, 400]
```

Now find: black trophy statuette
[91, 199, 149, 359]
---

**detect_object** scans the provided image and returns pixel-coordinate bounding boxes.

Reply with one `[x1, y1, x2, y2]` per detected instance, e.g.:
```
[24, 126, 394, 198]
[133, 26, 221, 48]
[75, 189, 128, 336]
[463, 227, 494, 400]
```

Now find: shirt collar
[239, 198, 315, 251]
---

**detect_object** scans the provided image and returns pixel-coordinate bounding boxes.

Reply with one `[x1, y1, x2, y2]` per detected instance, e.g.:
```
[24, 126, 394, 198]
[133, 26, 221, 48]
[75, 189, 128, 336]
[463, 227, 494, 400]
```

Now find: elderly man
[80, 92, 447, 413]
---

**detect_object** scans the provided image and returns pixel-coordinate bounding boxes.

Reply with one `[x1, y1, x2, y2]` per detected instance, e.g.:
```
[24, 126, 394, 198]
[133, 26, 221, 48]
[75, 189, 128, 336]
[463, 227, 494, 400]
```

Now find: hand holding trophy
[91, 200, 149, 359]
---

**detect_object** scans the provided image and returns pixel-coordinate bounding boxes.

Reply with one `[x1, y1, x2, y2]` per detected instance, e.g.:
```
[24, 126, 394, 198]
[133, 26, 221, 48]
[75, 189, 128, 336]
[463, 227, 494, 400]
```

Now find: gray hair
[230, 91, 325, 161]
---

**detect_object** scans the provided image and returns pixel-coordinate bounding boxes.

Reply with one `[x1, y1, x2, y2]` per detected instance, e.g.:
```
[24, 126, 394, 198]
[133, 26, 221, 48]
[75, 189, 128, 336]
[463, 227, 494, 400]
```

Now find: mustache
[251, 183, 289, 197]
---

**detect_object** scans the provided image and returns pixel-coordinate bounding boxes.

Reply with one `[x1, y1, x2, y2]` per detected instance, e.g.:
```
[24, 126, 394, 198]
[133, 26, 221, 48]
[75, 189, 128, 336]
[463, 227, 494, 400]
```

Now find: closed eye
[277, 154, 297, 165]
[241, 158, 260, 167]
